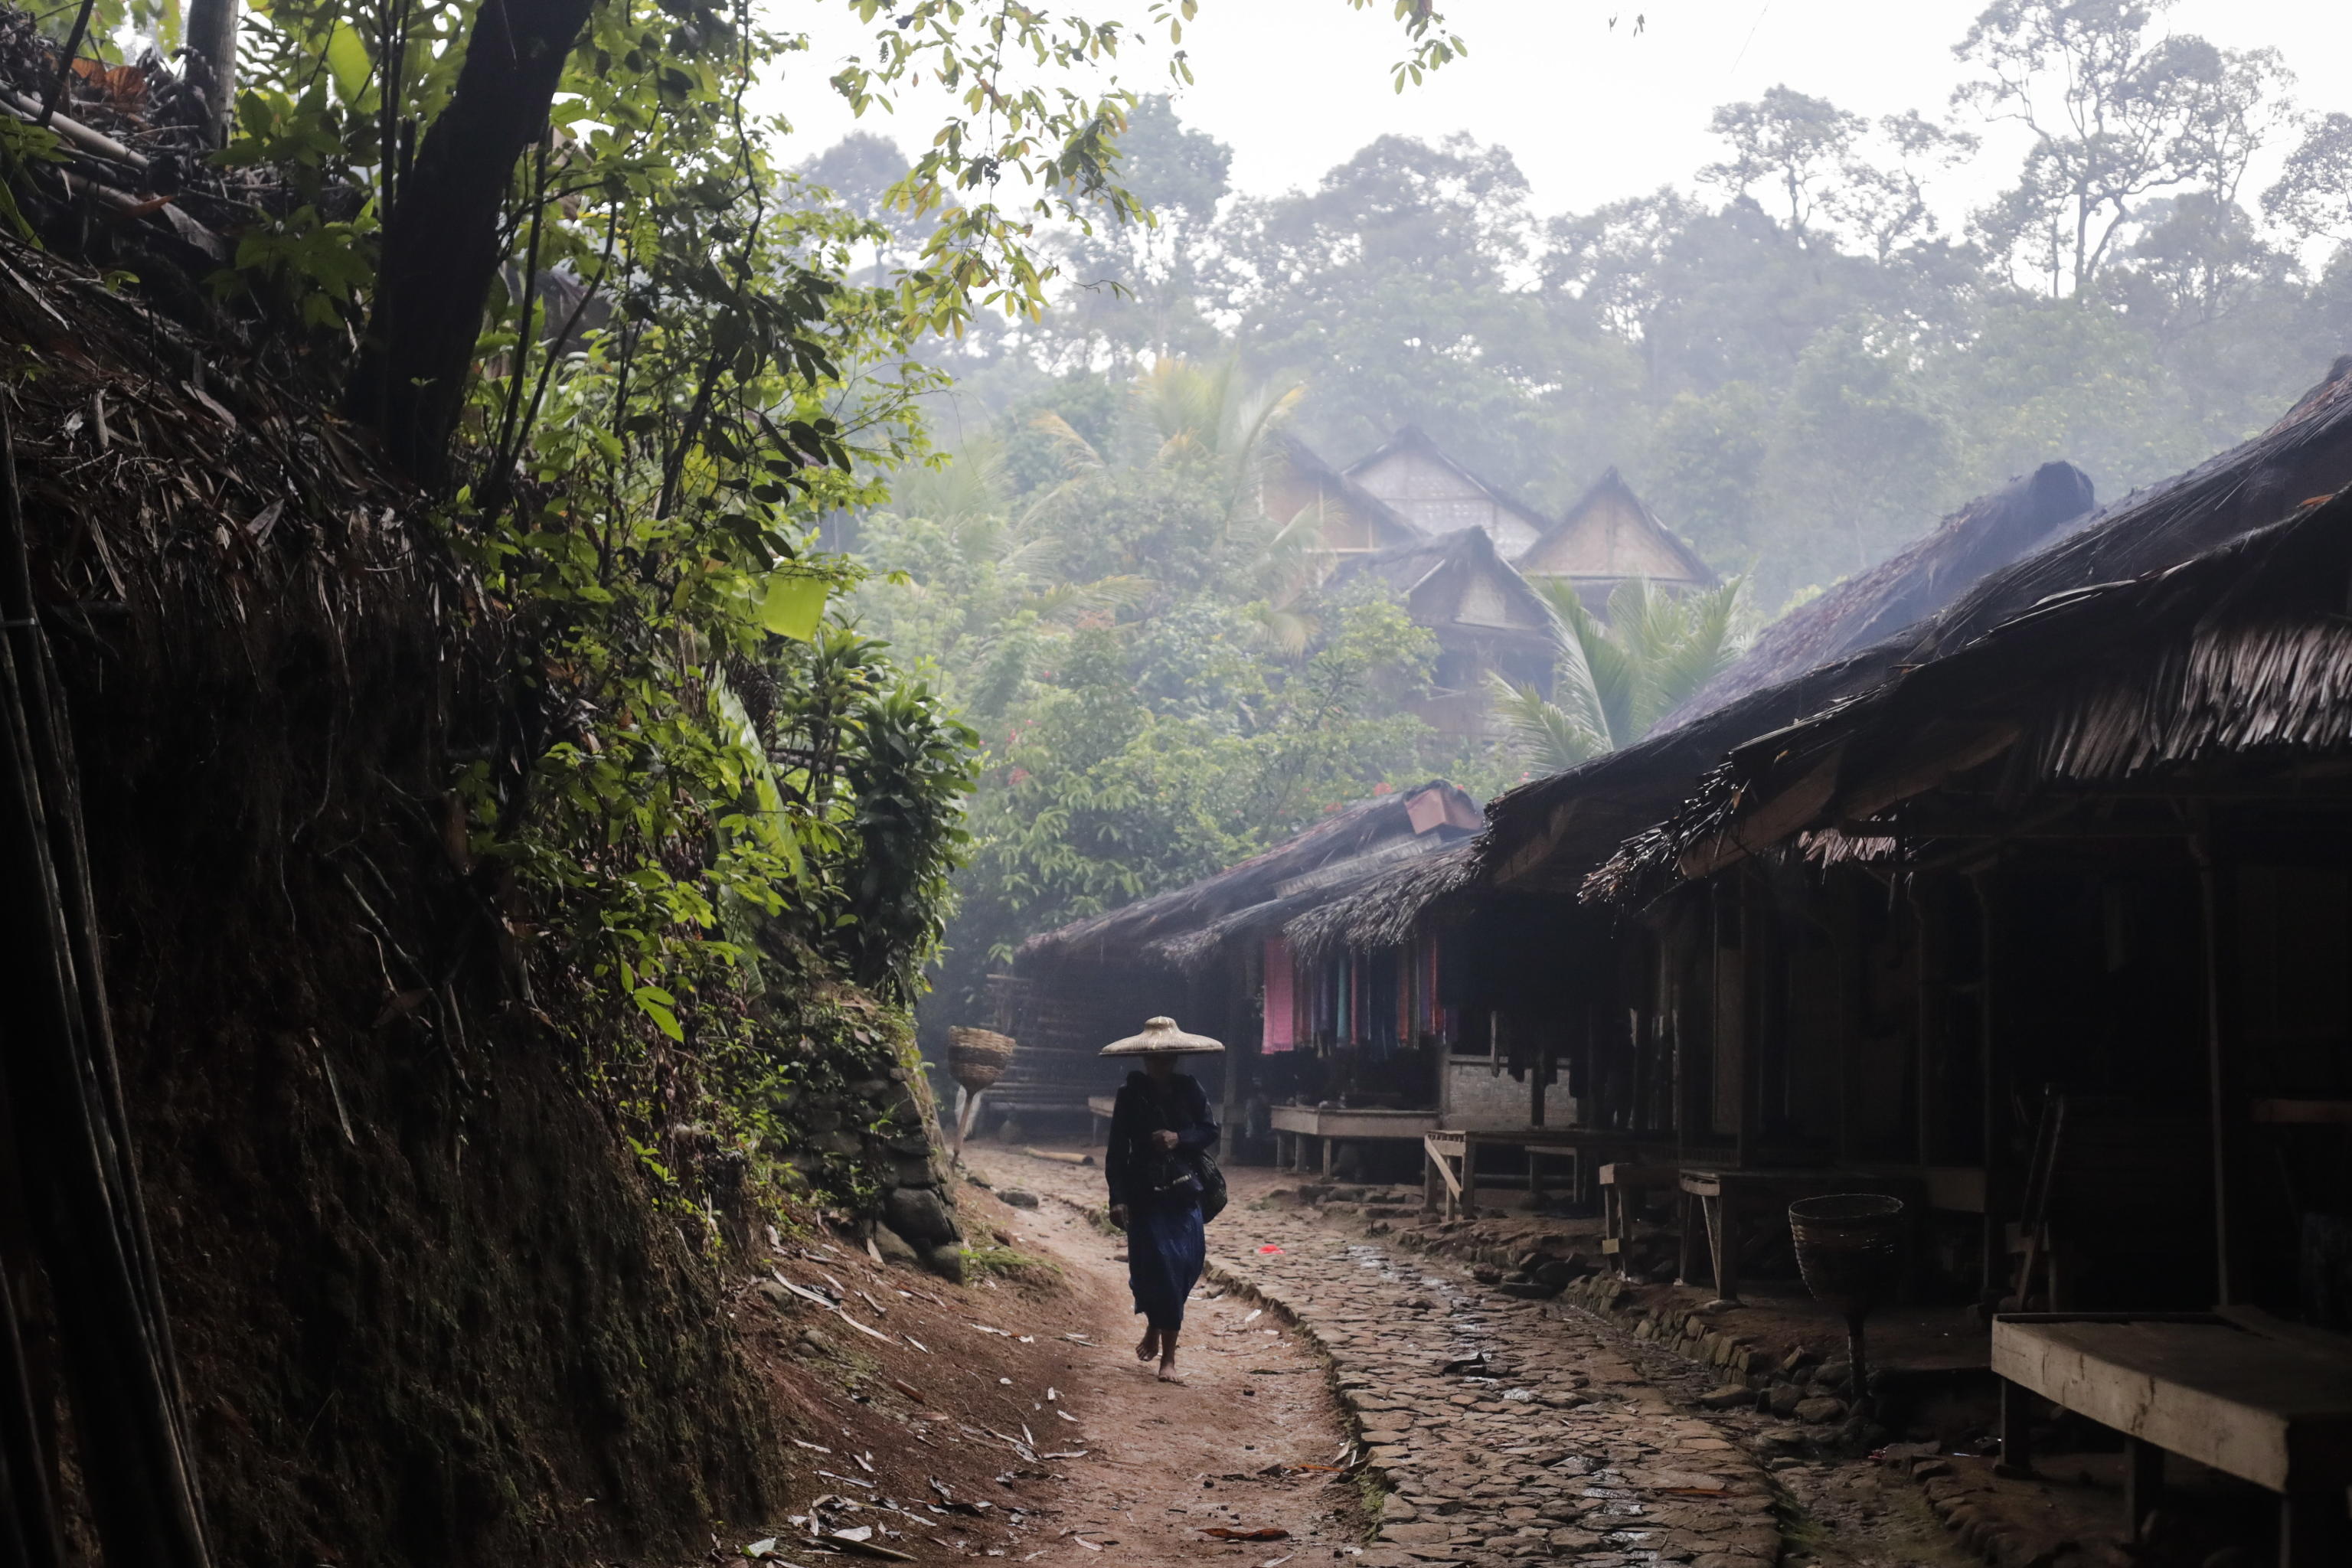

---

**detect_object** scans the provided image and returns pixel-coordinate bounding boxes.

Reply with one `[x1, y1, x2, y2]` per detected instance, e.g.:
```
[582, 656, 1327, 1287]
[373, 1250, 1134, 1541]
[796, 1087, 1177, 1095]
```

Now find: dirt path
[972, 1144, 1987, 1568]
[963, 1149, 1364, 1564]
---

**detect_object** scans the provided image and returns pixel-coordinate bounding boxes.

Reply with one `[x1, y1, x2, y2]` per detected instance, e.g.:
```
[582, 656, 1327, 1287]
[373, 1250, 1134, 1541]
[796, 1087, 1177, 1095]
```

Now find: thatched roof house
[1325, 526, 1557, 736]
[989, 782, 1481, 1124]
[1342, 424, 1558, 560]
[1587, 484, 2352, 906]
[1262, 431, 1423, 557]
[1517, 467, 1715, 604]
[1570, 390, 2352, 1314]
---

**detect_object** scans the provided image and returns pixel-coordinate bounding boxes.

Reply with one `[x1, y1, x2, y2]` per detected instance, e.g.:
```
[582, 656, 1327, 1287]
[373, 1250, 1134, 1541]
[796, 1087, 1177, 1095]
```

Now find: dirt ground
[717, 1161, 1361, 1566]
[956, 1157, 1366, 1564]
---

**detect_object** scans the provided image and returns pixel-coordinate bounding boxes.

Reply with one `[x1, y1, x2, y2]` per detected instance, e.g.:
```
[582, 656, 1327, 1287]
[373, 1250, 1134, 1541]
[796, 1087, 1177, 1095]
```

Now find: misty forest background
[811, 4, 2352, 1034]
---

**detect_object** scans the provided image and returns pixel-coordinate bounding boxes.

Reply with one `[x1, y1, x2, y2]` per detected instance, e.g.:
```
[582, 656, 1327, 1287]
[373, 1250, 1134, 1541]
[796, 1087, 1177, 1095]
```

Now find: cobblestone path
[977, 1152, 1785, 1568]
[1219, 1204, 1782, 1568]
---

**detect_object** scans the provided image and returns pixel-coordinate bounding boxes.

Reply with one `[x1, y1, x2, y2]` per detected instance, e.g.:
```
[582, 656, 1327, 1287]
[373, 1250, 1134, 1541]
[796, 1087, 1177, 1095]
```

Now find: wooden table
[1086, 1094, 1116, 1146]
[1269, 1106, 1441, 1178]
[1677, 1168, 1922, 1304]
[1422, 1129, 1668, 1219]
[1994, 1310, 2352, 1564]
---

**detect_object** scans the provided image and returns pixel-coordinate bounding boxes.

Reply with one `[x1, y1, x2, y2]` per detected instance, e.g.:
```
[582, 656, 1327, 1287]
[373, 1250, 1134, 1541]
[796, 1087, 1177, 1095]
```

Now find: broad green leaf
[632, 987, 684, 1041]
[325, 21, 373, 106]
[759, 573, 828, 641]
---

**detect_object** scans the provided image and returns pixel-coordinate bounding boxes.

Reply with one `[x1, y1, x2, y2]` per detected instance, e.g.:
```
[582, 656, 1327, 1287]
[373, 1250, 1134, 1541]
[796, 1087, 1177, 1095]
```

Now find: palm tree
[1027, 357, 1322, 650]
[1489, 577, 1746, 773]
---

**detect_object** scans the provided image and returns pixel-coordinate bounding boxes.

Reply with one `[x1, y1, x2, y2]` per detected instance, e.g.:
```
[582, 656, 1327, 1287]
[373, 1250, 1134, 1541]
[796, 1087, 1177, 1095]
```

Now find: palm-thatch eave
[1282, 841, 1481, 964]
[1485, 351, 2352, 895]
[1583, 485, 2352, 906]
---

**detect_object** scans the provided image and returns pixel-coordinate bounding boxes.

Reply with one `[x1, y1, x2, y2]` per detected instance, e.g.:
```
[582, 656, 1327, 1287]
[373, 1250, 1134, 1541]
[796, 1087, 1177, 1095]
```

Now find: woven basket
[1787, 1194, 1906, 1318]
[946, 1027, 1017, 1091]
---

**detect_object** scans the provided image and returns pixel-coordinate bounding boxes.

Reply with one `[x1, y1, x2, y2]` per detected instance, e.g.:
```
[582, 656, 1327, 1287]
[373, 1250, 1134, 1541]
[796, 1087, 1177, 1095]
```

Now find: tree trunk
[181, 0, 238, 146]
[344, 0, 595, 484]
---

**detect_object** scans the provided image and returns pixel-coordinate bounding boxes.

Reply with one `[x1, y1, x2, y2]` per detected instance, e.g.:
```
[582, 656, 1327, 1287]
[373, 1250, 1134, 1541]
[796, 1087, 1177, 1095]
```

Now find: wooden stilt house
[1560, 357, 2352, 1311]
[1579, 466, 2352, 1559]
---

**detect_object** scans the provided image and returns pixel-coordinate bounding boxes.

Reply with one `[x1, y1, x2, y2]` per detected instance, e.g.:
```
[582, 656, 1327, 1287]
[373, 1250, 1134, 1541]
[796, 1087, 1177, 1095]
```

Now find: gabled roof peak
[1523, 466, 1715, 587]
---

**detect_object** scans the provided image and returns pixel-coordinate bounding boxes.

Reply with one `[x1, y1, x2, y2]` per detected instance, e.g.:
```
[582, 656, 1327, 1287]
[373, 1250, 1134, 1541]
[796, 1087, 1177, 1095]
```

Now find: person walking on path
[1101, 1017, 1222, 1383]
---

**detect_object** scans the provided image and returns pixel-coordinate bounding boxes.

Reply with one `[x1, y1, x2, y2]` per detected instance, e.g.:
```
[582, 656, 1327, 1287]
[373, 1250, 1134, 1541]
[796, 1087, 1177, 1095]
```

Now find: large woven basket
[946, 1027, 1017, 1091]
[1788, 1194, 1907, 1319]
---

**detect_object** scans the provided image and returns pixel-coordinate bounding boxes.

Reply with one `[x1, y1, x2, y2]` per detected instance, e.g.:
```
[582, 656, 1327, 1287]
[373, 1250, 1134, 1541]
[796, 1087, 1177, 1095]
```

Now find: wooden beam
[1839, 721, 2023, 823]
[1677, 753, 1840, 881]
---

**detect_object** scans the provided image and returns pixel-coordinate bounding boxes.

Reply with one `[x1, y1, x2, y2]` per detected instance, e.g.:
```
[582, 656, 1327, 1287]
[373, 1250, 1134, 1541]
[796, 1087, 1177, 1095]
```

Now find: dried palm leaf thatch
[1283, 840, 1478, 963]
[1585, 485, 2352, 906]
[1019, 781, 1477, 969]
[1492, 354, 2352, 895]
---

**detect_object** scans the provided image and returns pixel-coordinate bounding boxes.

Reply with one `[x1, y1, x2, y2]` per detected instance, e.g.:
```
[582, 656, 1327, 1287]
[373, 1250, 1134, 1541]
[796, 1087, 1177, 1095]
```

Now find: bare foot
[1135, 1328, 1160, 1362]
[1156, 1361, 1185, 1383]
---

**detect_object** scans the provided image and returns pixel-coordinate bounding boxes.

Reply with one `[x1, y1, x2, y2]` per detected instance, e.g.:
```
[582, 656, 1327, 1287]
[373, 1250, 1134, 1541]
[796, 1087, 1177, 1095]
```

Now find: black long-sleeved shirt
[1104, 1070, 1218, 1209]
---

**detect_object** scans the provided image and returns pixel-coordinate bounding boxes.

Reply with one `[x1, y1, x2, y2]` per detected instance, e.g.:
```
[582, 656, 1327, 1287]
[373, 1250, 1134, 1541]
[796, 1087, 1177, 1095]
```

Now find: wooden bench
[1422, 1129, 1668, 1219]
[1994, 1309, 2352, 1564]
[1086, 1093, 1116, 1147]
[1267, 1105, 1440, 1178]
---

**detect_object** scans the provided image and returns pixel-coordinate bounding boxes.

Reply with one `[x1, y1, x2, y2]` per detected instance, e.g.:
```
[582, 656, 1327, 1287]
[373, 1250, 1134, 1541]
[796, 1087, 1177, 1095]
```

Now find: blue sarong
[1126, 1196, 1205, 1331]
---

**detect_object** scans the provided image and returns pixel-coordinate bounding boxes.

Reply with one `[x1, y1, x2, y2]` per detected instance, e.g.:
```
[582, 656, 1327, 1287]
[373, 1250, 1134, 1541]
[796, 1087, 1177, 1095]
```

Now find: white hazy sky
[766, 1, 2352, 227]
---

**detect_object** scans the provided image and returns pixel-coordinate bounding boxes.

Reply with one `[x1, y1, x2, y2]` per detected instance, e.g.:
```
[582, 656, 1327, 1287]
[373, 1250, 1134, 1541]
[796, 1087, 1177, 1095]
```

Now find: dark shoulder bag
[1194, 1143, 1228, 1223]
[1142, 1080, 1227, 1222]
[1181, 1080, 1228, 1223]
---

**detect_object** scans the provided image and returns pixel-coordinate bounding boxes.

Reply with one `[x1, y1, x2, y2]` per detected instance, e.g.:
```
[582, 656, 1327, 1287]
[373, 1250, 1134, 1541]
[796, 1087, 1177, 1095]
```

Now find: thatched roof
[1482, 354, 2352, 893]
[1661, 460, 2092, 727]
[1344, 424, 1557, 555]
[1521, 467, 1715, 590]
[1282, 841, 1481, 962]
[1017, 781, 1481, 969]
[1325, 525, 1556, 648]
[1586, 483, 2352, 903]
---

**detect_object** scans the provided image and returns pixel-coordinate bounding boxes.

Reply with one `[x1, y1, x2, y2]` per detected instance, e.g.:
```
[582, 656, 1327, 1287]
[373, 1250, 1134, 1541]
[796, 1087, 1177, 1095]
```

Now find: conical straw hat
[1098, 1016, 1224, 1057]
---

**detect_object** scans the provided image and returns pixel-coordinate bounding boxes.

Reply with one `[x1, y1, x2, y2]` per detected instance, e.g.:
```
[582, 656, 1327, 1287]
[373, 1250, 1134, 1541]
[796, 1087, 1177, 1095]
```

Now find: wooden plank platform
[1268, 1105, 1439, 1176]
[1994, 1310, 2352, 1564]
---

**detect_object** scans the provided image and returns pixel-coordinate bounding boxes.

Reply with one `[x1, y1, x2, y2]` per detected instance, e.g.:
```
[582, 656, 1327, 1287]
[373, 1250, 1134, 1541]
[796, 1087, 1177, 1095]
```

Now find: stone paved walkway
[978, 1152, 1783, 1568]
[1218, 1204, 1781, 1568]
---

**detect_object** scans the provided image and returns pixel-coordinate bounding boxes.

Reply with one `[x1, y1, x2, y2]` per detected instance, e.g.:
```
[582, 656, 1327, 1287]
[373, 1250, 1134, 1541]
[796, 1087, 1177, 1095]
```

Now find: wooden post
[1730, 874, 1751, 1168]
[1677, 1191, 1700, 1287]
[1970, 869, 2004, 1299]
[2124, 1436, 2164, 1540]
[1836, 877, 1859, 1166]
[2281, 1488, 2349, 1567]
[1998, 1377, 2034, 1475]
[1709, 1193, 1740, 1302]
[1914, 877, 1949, 1168]
[2193, 825, 2243, 1305]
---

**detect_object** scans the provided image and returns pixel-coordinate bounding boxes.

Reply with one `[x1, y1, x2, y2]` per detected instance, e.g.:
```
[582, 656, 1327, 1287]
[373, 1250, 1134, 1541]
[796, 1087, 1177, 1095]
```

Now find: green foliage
[848, 359, 1448, 1028]
[1490, 579, 1749, 773]
[0, 119, 64, 243]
